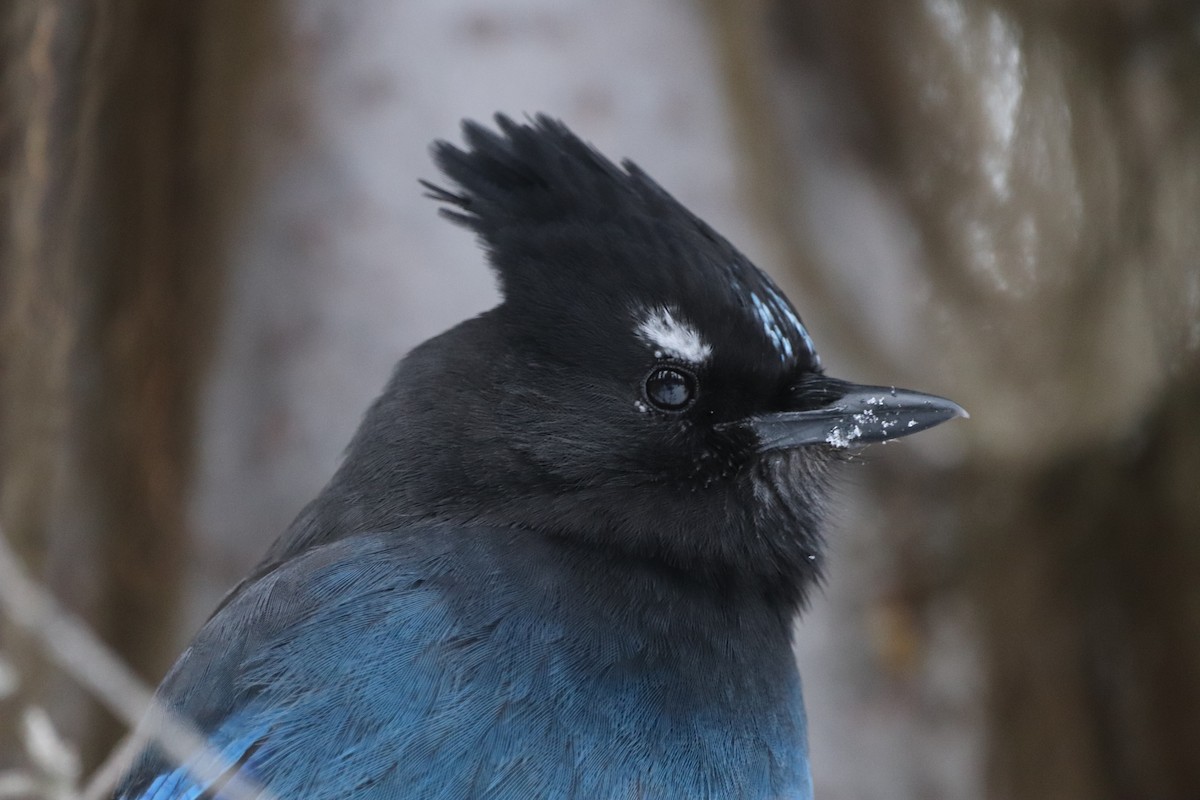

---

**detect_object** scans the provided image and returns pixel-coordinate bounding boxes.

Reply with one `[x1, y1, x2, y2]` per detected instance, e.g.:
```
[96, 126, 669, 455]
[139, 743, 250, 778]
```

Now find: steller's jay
[114, 114, 965, 800]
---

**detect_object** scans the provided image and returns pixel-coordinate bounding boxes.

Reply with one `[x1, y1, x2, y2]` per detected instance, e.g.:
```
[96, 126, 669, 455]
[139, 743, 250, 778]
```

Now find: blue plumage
[119, 528, 812, 799]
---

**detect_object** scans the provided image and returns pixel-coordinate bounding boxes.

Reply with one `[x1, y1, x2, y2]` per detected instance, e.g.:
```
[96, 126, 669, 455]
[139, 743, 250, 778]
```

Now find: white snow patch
[826, 408, 896, 448]
[635, 306, 712, 363]
[854, 409, 879, 425]
[826, 424, 863, 449]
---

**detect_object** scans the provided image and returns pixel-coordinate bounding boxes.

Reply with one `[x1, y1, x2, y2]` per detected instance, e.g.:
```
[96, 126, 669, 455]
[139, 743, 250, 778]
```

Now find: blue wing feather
[116, 526, 812, 799]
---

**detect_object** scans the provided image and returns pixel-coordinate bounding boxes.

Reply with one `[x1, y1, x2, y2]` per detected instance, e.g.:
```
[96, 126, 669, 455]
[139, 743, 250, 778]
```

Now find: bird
[114, 114, 965, 800]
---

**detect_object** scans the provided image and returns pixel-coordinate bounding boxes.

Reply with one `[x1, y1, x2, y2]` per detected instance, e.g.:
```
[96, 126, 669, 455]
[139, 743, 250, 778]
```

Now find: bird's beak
[727, 375, 968, 452]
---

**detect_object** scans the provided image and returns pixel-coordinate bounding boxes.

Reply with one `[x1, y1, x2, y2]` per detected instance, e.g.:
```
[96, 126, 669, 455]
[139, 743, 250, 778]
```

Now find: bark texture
[0, 0, 275, 768]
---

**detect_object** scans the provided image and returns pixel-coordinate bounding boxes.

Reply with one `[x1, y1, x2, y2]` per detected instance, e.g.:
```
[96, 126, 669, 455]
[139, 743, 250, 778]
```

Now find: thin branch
[0, 527, 276, 800]
[79, 732, 147, 800]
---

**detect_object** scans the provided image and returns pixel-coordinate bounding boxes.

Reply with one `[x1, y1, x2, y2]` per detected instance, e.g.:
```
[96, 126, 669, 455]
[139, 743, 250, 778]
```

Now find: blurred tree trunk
[708, 0, 1200, 797]
[0, 0, 275, 770]
[964, 366, 1200, 799]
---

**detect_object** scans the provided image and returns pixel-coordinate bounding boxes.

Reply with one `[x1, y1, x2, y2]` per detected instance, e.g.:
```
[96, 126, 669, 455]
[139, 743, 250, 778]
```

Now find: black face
[625, 326, 813, 487]
[460, 288, 831, 601]
[284, 116, 963, 606]
[389, 114, 964, 600]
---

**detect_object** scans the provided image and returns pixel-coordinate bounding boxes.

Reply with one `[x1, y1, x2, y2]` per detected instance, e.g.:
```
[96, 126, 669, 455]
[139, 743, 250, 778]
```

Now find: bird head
[333, 115, 964, 604]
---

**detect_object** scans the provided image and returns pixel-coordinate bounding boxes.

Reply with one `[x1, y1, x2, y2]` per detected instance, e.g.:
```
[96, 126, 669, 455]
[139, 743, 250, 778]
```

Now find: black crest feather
[423, 114, 653, 234]
[423, 113, 820, 369]
[422, 114, 732, 302]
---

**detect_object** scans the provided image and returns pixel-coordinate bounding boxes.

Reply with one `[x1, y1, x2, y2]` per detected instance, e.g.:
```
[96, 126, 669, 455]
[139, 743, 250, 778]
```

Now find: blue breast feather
[116, 528, 813, 800]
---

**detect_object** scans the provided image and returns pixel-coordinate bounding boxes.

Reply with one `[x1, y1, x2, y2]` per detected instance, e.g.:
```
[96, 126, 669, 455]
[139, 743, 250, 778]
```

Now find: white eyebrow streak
[635, 306, 713, 363]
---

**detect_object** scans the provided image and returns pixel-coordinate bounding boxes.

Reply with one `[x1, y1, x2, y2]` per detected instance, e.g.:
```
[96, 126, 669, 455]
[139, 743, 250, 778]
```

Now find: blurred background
[2, 0, 1198, 797]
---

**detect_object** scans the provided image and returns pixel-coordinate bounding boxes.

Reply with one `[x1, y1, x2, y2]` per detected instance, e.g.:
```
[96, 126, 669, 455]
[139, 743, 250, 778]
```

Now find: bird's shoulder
[115, 523, 544, 798]
[116, 523, 812, 799]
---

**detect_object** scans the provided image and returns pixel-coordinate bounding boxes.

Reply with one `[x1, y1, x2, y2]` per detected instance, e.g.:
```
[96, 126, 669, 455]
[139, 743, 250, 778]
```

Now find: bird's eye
[644, 367, 697, 411]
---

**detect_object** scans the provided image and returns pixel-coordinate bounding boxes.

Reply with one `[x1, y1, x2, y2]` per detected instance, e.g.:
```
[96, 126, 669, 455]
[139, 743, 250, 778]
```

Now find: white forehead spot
[635, 306, 713, 363]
